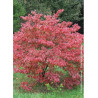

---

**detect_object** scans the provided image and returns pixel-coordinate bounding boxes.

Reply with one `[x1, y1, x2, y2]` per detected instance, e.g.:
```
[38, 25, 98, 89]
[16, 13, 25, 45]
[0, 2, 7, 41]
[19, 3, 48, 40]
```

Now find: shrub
[44, 0, 84, 34]
[43, 0, 83, 22]
[21, 0, 52, 15]
[13, 0, 26, 32]
[13, 9, 84, 91]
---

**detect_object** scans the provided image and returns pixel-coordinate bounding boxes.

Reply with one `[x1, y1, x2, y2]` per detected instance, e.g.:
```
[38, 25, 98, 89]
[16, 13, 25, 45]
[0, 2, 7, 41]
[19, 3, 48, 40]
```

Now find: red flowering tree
[13, 9, 84, 91]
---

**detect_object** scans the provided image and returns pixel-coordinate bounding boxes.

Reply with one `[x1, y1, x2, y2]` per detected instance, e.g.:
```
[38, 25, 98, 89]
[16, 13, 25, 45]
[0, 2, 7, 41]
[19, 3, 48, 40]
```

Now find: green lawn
[13, 73, 83, 98]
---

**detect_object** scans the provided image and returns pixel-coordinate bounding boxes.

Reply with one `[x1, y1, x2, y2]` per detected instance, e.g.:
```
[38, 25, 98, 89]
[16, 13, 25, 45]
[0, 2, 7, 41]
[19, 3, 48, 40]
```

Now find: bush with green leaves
[21, 0, 52, 15]
[13, 0, 26, 32]
[13, 0, 83, 33]
[41, 0, 83, 22]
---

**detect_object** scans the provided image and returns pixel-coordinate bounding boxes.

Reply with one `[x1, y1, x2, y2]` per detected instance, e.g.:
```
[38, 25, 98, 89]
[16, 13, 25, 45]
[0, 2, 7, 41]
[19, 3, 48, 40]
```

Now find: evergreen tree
[13, 0, 26, 32]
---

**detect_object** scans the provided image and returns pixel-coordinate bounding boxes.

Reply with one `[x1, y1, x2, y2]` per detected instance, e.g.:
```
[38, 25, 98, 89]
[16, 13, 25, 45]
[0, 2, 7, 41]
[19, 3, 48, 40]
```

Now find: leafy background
[13, 0, 83, 34]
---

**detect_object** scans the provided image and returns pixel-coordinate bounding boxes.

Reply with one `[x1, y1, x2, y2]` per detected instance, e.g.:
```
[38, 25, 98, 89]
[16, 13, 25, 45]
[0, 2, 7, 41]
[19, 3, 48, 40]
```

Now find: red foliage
[13, 9, 84, 90]
[20, 82, 32, 91]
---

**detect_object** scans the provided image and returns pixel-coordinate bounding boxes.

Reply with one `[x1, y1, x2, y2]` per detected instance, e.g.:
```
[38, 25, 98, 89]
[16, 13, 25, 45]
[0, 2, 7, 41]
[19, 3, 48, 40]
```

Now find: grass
[13, 73, 83, 98]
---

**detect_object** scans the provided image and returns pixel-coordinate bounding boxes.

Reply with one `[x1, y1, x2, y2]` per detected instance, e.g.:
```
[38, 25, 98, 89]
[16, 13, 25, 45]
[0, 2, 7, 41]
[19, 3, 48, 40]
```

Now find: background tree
[13, 0, 83, 34]
[21, 0, 52, 15]
[42, 0, 83, 34]
[13, 0, 26, 32]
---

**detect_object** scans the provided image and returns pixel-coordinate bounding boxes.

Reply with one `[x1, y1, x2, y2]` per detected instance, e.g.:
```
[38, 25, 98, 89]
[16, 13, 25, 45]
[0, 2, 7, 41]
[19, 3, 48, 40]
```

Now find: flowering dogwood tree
[13, 9, 84, 91]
